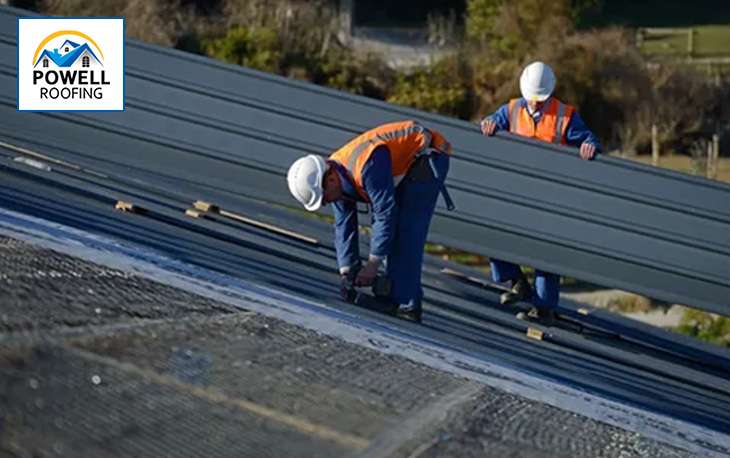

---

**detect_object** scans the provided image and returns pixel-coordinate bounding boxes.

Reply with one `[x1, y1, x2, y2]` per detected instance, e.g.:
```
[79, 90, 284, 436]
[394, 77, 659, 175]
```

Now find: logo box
[17, 17, 125, 111]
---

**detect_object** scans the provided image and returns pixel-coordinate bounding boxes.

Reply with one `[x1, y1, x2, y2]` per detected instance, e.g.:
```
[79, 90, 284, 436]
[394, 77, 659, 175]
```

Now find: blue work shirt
[485, 98, 601, 150]
[332, 145, 396, 270]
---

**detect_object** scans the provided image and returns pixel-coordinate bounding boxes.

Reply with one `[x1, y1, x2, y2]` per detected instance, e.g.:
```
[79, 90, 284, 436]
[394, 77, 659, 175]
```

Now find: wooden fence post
[707, 136, 718, 179]
[713, 134, 720, 157]
[636, 28, 644, 48]
[709, 134, 720, 179]
[688, 28, 694, 57]
[338, 0, 353, 44]
[651, 124, 659, 166]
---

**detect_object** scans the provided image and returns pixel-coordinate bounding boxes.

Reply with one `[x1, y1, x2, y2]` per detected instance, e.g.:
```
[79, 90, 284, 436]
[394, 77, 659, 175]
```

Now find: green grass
[673, 309, 730, 348]
[628, 155, 730, 183]
[641, 25, 730, 57]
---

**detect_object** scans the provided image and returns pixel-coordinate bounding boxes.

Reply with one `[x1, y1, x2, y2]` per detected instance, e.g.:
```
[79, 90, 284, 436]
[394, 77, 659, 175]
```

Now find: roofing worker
[480, 61, 600, 325]
[287, 121, 453, 323]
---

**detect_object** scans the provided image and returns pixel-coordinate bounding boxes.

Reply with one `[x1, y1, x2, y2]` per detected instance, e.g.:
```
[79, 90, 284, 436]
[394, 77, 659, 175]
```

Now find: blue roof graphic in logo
[33, 38, 103, 68]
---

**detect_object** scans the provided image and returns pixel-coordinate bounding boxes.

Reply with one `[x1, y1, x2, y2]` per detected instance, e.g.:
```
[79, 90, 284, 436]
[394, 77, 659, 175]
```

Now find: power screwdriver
[340, 268, 392, 303]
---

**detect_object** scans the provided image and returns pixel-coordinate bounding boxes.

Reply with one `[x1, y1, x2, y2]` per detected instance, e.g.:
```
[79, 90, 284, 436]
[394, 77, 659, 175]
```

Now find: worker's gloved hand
[480, 118, 497, 136]
[580, 142, 597, 160]
[339, 265, 360, 303]
[355, 258, 380, 287]
[340, 274, 356, 303]
[339, 273, 357, 303]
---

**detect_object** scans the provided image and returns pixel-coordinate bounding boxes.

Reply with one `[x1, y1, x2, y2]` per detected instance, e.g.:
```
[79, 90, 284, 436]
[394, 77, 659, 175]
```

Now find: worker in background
[480, 61, 600, 325]
[287, 121, 453, 323]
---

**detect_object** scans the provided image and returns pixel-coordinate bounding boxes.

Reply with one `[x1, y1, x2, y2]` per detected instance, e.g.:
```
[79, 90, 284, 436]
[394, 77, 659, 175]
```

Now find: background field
[640, 25, 730, 57]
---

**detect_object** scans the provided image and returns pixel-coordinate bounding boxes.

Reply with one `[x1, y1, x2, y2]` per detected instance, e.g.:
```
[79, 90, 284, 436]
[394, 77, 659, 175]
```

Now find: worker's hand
[355, 259, 380, 287]
[480, 118, 497, 136]
[339, 264, 360, 302]
[580, 142, 596, 160]
[340, 274, 357, 303]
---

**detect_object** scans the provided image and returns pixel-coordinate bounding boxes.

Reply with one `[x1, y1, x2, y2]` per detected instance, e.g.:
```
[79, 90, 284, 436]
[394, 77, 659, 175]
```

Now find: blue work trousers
[490, 259, 560, 309]
[386, 153, 450, 307]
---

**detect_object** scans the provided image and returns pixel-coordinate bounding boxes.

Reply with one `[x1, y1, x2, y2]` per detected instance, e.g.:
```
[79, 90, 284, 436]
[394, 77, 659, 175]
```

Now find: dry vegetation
[32, 0, 730, 156]
[39, 0, 194, 46]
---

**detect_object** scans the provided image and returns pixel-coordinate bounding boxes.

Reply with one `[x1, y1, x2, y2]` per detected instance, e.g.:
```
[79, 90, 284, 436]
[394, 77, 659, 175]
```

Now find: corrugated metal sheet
[1, 6, 729, 315]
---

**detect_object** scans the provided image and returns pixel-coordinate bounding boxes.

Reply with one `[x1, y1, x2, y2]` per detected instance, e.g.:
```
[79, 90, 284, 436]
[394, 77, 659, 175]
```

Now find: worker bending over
[287, 121, 452, 322]
[480, 61, 601, 325]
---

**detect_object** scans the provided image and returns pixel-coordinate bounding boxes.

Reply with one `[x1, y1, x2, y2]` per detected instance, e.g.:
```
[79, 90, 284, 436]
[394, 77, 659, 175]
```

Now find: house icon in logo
[33, 34, 103, 69]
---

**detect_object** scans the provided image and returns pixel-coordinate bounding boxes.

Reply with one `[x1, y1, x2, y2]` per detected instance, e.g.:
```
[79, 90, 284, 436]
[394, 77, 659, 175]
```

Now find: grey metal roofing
[1, 5, 730, 454]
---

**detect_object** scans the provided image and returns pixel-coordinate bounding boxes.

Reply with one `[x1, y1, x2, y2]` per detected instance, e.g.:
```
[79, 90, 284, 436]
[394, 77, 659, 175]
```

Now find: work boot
[500, 277, 533, 305]
[396, 303, 422, 323]
[355, 293, 398, 315]
[516, 306, 556, 326]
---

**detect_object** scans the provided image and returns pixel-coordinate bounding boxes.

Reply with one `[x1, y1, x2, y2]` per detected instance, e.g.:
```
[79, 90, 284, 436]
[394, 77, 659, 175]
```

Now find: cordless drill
[340, 267, 392, 304]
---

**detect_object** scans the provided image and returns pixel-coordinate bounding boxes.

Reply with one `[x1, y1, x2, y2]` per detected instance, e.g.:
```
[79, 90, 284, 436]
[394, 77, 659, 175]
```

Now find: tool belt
[408, 150, 456, 211]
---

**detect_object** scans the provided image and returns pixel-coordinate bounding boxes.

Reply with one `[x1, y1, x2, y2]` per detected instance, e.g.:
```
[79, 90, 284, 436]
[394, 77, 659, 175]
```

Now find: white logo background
[18, 18, 124, 111]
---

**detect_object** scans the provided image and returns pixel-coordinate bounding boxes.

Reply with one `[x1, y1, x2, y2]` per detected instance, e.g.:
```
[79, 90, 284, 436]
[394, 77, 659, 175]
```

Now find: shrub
[204, 26, 281, 73]
[675, 309, 730, 348]
[212, 0, 392, 97]
[465, 0, 503, 47]
[310, 51, 392, 98]
[38, 0, 189, 47]
[467, 0, 574, 57]
[537, 28, 652, 152]
[646, 65, 730, 155]
[387, 55, 472, 118]
[221, 0, 338, 61]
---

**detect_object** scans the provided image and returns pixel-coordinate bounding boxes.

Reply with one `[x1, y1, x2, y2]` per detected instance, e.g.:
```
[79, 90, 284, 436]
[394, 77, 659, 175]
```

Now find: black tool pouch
[407, 155, 434, 182]
[409, 153, 456, 211]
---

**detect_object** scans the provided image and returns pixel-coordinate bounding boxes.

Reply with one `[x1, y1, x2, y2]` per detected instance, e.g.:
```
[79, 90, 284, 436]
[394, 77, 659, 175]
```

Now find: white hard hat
[287, 154, 328, 212]
[519, 61, 556, 102]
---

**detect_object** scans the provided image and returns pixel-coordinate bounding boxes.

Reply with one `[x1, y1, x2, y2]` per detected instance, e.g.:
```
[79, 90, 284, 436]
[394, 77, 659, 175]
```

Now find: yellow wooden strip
[185, 208, 203, 218]
[220, 209, 318, 244]
[0, 139, 108, 178]
[115, 201, 137, 212]
[192, 200, 318, 245]
[440, 267, 461, 277]
[577, 307, 590, 315]
[193, 200, 219, 213]
[526, 327, 544, 341]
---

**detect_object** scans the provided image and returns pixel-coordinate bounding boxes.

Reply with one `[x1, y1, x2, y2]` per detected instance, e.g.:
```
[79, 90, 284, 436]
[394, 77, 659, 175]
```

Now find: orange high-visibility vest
[508, 97, 575, 145]
[329, 120, 452, 202]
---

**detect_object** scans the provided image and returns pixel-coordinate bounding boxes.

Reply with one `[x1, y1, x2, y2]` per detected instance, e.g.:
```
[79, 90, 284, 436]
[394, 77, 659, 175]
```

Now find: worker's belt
[410, 150, 455, 211]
